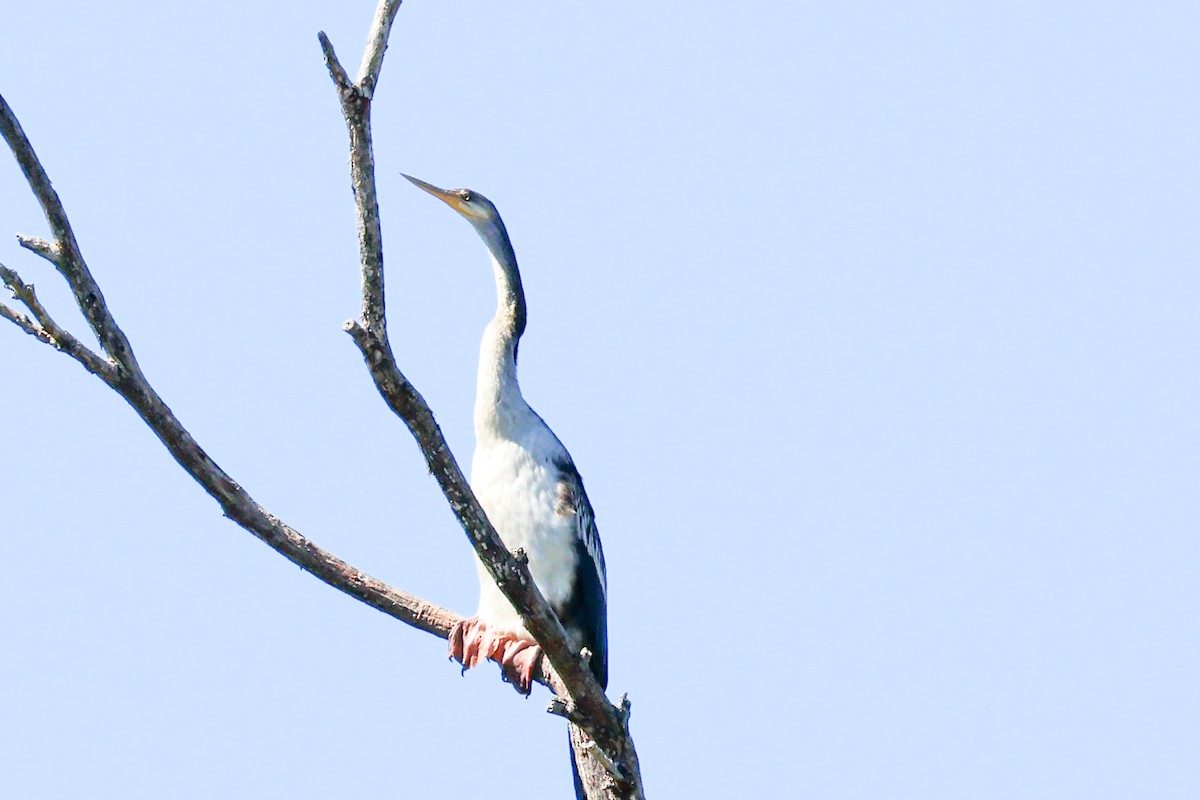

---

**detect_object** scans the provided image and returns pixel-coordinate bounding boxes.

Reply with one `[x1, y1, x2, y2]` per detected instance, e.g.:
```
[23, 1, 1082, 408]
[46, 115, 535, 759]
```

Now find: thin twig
[16, 234, 58, 264]
[0, 300, 49, 343]
[0, 262, 113, 378]
[318, 33, 353, 91]
[357, 0, 404, 96]
[547, 697, 590, 728]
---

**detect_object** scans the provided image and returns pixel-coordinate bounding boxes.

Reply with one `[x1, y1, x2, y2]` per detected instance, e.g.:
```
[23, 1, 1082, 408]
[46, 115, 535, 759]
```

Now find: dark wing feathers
[552, 456, 608, 689]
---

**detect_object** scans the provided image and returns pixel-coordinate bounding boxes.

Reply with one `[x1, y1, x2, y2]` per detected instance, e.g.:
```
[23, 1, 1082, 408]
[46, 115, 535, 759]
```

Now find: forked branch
[0, 88, 458, 654]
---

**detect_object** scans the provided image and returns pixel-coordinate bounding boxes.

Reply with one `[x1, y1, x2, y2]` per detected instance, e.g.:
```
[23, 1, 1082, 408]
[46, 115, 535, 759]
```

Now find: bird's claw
[449, 616, 490, 671]
[449, 616, 541, 695]
[487, 635, 542, 696]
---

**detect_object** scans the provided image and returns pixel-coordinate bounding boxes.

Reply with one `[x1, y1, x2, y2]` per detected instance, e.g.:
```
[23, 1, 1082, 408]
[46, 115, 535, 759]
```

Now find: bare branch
[317, 33, 353, 91]
[0, 94, 460, 650]
[357, 0, 404, 96]
[0, 300, 50, 343]
[16, 234, 58, 264]
[547, 697, 590, 727]
[0, 94, 142, 376]
[0, 262, 114, 378]
[319, 32, 386, 335]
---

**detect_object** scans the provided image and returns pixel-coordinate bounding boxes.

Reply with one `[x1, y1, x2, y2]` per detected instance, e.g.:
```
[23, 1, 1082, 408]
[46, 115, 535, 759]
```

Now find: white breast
[470, 432, 579, 637]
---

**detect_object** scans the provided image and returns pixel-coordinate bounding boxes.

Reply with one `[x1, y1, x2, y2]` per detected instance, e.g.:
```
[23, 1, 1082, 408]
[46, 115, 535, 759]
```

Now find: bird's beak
[402, 173, 468, 215]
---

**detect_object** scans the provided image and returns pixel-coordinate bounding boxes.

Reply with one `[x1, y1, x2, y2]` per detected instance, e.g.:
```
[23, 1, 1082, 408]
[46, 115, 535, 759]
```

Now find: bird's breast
[470, 438, 580, 610]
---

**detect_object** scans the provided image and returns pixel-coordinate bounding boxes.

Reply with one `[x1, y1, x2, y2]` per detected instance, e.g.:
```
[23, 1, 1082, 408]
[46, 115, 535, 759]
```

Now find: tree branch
[0, 297, 50, 343]
[357, 0, 403, 96]
[318, 30, 386, 335]
[0, 262, 114, 378]
[0, 90, 458, 648]
[0, 95, 142, 377]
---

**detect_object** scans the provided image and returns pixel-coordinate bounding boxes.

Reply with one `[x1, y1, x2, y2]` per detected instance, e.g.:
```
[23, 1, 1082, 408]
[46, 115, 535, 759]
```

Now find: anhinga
[404, 174, 608, 794]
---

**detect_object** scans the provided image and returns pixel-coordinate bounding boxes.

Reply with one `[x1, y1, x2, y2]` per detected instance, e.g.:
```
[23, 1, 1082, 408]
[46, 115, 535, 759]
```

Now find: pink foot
[485, 633, 542, 696]
[448, 617, 541, 695]
[449, 616, 490, 671]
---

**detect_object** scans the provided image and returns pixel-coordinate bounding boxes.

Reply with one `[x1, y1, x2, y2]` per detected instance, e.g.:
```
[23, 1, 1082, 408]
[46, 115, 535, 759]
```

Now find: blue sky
[2, 2, 1198, 797]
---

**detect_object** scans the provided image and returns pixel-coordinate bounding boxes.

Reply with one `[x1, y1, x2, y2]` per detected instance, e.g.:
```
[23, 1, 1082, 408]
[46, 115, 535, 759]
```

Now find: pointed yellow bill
[402, 173, 469, 215]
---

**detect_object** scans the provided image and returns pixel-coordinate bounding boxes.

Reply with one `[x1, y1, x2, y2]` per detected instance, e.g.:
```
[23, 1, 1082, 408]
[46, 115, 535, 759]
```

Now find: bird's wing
[553, 456, 609, 688]
[555, 458, 606, 596]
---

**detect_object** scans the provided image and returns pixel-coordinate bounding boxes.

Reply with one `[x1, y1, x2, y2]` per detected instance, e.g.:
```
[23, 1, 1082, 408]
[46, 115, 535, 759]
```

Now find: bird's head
[402, 172, 524, 338]
[402, 173, 504, 242]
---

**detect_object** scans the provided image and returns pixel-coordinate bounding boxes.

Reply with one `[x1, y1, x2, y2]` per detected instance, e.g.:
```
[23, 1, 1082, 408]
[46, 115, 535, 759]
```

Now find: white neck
[474, 248, 531, 440]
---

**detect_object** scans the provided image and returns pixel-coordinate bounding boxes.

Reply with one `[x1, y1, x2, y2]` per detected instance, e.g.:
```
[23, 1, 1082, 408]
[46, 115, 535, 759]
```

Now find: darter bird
[402, 175, 608, 704]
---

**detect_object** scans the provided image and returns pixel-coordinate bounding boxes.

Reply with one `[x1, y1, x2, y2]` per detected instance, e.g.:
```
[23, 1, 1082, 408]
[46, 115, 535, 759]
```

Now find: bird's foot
[449, 616, 491, 671]
[448, 617, 541, 695]
[485, 633, 542, 696]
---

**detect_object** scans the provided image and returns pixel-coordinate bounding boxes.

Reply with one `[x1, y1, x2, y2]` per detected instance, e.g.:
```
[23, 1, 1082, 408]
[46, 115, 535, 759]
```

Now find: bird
[402, 174, 608, 705]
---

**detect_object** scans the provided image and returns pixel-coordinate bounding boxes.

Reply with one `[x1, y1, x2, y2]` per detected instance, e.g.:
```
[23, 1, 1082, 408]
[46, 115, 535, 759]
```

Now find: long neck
[474, 222, 529, 437]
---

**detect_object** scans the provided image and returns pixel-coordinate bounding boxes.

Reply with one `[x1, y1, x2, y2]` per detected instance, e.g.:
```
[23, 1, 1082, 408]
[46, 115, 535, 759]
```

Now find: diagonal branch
[0, 89, 461, 652]
[0, 94, 143, 376]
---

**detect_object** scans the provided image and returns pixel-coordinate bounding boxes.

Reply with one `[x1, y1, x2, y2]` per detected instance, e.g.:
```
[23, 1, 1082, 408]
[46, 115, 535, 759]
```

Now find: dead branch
[0, 88, 456, 653]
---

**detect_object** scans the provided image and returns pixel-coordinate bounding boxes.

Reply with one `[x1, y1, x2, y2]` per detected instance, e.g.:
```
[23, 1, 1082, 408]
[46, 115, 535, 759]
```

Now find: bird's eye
[461, 191, 473, 202]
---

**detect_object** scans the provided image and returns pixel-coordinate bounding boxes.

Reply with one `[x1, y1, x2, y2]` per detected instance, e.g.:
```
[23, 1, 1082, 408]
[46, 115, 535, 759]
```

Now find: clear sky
[2, 2, 1198, 798]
